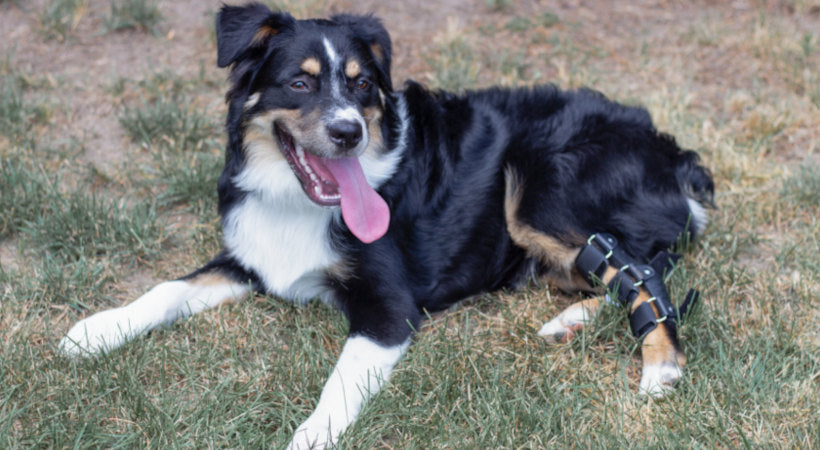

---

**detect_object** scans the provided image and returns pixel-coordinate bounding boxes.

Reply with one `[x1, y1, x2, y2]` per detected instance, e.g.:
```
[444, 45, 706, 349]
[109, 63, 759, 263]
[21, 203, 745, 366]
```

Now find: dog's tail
[676, 150, 714, 206]
[675, 149, 715, 235]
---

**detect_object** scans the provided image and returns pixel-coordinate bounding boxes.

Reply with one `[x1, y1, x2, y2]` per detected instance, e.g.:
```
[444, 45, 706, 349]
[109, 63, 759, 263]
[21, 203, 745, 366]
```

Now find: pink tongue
[324, 157, 390, 243]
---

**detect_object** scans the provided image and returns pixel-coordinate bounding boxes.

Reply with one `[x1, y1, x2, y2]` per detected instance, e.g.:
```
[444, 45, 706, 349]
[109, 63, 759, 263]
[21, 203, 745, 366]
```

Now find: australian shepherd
[60, 3, 714, 448]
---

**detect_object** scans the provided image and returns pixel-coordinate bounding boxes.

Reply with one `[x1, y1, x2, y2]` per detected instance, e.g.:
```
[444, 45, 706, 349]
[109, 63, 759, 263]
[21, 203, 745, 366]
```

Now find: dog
[60, 2, 714, 448]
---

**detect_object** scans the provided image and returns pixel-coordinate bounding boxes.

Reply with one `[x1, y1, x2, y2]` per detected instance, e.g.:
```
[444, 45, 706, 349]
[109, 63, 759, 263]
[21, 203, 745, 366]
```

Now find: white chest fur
[222, 194, 340, 303]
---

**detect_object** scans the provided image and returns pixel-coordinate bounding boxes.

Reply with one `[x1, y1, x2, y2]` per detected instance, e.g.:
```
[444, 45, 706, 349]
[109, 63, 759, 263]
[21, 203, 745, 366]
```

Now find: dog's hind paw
[638, 363, 682, 398]
[537, 300, 597, 344]
[537, 318, 584, 344]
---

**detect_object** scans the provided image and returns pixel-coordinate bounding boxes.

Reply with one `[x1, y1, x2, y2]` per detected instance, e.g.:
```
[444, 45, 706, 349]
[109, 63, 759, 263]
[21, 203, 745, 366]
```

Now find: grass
[39, 0, 88, 41]
[104, 0, 163, 34]
[427, 21, 481, 92]
[1, 1, 819, 448]
[117, 73, 222, 214]
[0, 157, 52, 237]
[0, 68, 49, 146]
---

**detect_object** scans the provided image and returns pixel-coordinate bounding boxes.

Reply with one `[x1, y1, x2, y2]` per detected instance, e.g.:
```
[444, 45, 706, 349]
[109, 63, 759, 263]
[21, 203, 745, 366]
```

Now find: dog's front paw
[58, 308, 140, 357]
[638, 363, 683, 398]
[287, 417, 338, 450]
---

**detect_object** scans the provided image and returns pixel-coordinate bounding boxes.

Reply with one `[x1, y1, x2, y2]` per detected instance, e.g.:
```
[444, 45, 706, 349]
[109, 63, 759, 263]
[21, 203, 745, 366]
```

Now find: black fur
[209, 4, 714, 347]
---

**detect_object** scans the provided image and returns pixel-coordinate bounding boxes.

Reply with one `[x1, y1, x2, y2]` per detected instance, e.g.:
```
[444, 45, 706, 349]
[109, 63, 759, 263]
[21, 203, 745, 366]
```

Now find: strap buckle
[576, 233, 700, 339]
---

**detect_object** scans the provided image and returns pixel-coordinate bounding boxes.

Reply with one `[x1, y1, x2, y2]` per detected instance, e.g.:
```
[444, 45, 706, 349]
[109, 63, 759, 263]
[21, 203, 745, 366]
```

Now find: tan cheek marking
[345, 59, 361, 79]
[243, 110, 301, 165]
[301, 58, 321, 76]
[291, 108, 334, 155]
[363, 105, 383, 122]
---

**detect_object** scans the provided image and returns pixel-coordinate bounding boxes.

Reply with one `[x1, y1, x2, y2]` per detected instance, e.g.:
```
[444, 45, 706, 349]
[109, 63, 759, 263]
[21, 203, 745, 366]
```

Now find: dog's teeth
[295, 145, 324, 186]
[296, 146, 307, 166]
[296, 145, 320, 182]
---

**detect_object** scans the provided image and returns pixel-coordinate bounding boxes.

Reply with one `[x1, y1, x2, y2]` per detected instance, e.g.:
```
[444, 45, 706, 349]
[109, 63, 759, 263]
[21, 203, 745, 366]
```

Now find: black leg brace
[575, 233, 699, 339]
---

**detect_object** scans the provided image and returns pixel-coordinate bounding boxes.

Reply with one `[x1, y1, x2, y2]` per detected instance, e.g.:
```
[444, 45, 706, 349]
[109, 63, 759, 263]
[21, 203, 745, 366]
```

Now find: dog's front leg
[59, 272, 249, 357]
[288, 335, 410, 450]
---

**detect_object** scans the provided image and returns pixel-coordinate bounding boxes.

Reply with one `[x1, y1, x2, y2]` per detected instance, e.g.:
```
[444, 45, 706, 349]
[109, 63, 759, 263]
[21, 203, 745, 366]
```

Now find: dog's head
[216, 3, 395, 243]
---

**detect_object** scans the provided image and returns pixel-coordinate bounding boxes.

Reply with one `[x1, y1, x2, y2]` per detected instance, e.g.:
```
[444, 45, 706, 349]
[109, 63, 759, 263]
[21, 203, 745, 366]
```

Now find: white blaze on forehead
[323, 36, 344, 101]
[322, 36, 340, 68]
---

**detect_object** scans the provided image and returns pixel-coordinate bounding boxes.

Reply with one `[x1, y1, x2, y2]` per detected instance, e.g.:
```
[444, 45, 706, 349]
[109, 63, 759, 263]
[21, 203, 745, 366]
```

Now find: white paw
[638, 363, 683, 398]
[538, 318, 571, 343]
[287, 416, 338, 450]
[538, 302, 593, 344]
[58, 308, 142, 357]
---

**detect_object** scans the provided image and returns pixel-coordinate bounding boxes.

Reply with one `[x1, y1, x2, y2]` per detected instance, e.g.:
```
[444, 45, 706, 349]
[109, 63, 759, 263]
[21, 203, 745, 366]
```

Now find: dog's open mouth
[276, 124, 341, 207]
[275, 124, 390, 244]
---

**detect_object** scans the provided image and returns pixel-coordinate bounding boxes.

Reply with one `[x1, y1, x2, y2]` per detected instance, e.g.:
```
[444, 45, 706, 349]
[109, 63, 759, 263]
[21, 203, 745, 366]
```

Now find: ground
[1, 0, 818, 447]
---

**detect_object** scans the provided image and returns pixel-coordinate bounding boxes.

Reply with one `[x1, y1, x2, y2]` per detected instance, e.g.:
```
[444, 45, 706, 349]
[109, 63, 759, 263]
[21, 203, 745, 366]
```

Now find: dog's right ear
[216, 2, 294, 68]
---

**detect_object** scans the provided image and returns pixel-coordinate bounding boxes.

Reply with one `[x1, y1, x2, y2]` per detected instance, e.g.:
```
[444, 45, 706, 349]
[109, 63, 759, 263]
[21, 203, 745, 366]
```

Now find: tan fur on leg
[604, 266, 686, 396]
[504, 167, 685, 396]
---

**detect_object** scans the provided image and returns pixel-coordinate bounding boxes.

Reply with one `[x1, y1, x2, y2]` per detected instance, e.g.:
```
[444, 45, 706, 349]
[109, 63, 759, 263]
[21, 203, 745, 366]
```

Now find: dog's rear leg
[539, 267, 687, 397]
[504, 167, 598, 343]
[59, 254, 251, 357]
[504, 168, 685, 397]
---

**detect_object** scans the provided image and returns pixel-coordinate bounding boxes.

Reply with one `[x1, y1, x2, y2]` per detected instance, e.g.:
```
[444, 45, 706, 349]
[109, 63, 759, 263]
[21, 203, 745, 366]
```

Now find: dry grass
[1, 0, 818, 448]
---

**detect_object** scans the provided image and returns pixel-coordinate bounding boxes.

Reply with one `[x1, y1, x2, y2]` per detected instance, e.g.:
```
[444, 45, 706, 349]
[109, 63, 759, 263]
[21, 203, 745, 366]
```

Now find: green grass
[22, 190, 164, 265]
[104, 0, 163, 34]
[782, 162, 820, 208]
[427, 26, 481, 92]
[117, 75, 222, 214]
[0, 157, 53, 237]
[0, 70, 49, 145]
[39, 0, 88, 41]
[1, 2, 819, 449]
[118, 96, 215, 154]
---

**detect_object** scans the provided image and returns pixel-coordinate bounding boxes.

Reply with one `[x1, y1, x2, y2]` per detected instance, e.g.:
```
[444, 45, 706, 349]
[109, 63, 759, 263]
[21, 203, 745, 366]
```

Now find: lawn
[1, 0, 818, 447]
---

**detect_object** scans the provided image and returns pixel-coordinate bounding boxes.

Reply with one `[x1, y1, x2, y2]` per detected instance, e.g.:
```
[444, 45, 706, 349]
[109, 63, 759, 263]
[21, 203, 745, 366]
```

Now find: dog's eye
[355, 78, 370, 90]
[291, 81, 309, 91]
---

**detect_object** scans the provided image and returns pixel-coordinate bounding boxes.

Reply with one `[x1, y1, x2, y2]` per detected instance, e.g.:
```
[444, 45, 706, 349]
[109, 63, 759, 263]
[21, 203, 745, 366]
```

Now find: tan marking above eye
[345, 59, 361, 79]
[300, 58, 321, 76]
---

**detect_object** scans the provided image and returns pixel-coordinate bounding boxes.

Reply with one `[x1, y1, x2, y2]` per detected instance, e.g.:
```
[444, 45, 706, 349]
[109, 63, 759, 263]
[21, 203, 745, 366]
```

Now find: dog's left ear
[216, 3, 295, 68]
[332, 14, 393, 92]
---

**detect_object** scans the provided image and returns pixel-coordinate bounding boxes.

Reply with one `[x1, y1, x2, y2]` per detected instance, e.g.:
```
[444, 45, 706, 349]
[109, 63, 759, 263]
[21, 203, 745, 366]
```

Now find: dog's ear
[216, 3, 294, 68]
[332, 14, 393, 92]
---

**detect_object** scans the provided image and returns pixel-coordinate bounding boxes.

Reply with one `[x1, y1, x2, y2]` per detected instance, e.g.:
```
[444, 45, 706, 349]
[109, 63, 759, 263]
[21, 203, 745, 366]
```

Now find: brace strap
[576, 233, 699, 339]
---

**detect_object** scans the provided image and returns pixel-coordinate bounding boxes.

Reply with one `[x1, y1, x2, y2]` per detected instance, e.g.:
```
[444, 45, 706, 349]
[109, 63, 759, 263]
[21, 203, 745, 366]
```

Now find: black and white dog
[60, 3, 714, 448]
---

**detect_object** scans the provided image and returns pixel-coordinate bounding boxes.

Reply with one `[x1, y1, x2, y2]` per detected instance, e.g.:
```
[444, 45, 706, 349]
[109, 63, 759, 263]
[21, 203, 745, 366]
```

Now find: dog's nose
[327, 120, 363, 150]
